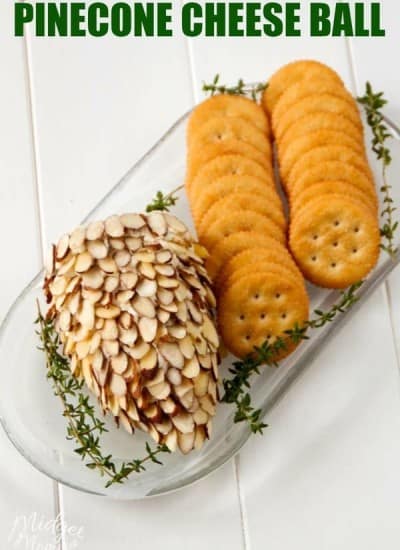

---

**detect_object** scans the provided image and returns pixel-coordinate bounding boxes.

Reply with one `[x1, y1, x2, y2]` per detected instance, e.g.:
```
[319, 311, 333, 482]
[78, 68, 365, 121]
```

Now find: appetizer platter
[0, 60, 399, 499]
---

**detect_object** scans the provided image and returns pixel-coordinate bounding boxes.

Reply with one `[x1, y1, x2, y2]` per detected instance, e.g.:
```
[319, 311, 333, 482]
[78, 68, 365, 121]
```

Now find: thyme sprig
[146, 185, 184, 213]
[358, 82, 398, 258]
[202, 74, 267, 101]
[222, 282, 363, 433]
[36, 307, 170, 489]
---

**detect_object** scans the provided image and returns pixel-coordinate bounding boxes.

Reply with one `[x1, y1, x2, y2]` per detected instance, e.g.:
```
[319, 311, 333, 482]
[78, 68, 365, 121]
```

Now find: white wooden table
[2, 1, 400, 548]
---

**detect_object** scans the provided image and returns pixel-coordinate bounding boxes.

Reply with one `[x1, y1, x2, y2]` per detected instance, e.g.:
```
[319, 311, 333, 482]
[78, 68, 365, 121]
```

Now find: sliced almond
[98, 257, 117, 273]
[119, 327, 138, 346]
[194, 371, 209, 397]
[119, 311, 132, 329]
[193, 408, 208, 425]
[157, 288, 174, 305]
[159, 342, 184, 369]
[82, 267, 104, 290]
[160, 301, 178, 313]
[102, 319, 119, 340]
[145, 369, 164, 388]
[125, 237, 141, 252]
[132, 250, 155, 264]
[187, 301, 203, 324]
[139, 262, 156, 280]
[168, 325, 186, 339]
[174, 379, 193, 398]
[65, 275, 80, 294]
[126, 400, 140, 421]
[75, 252, 93, 273]
[110, 373, 127, 396]
[179, 336, 195, 359]
[148, 381, 171, 400]
[156, 250, 172, 264]
[136, 278, 157, 297]
[57, 255, 76, 276]
[102, 340, 119, 357]
[194, 426, 206, 450]
[77, 300, 95, 330]
[81, 288, 103, 304]
[59, 309, 71, 332]
[172, 413, 194, 435]
[127, 339, 150, 360]
[175, 283, 190, 302]
[157, 309, 170, 324]
[67, 291, 81, 315]
[202, 316, 219, 349]
[119, 410, 133, 434]
[199, 395, 215, 416]
[166, 367, 182, 386]
[165, 214, 187, 234]
[69, 226, 86, 252]
[50, 276, 67, 296]
[155, 264, 175, 277]
[120, 272, 138, 289]
[133, 296, 155, 318]
[176, 302, 188, 323]
[105, 215, 124, 237]
[182, 355, 200, 378]
[147, 212, 167, 236]
[111, 352, 128, 374]
[120, 213, 145, 229]
[96, 305, 120, 319]
[86, 221, 104, 241]
[138, 317, 158, 343]
[56, 234, 70, 260]
[179, 389, 194, 410]
[158, 275, 179, 289]
[160, 398, 179, 416]
[154, 418, 172, 436]
[109, 238, 125, 250]
[139, 346, 157, 370]
[104, 275, 119, 293]
[116, 290, 134, 304]
[115, 250, 131, 268]
[164, 428, 178, 452]
[76, 339, 90, 360]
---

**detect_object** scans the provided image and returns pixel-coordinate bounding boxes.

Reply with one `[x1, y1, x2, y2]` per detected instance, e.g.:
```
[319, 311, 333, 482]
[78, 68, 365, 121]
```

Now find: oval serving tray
[0, 110, 399, 500]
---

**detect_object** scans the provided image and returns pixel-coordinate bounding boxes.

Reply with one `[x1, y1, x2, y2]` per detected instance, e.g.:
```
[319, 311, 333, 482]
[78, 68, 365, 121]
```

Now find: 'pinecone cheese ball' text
[43, 211, 220, 454]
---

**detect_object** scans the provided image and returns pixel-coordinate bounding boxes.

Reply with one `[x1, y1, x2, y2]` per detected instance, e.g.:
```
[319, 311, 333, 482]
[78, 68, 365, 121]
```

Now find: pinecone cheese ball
[43, 211, 220, 454]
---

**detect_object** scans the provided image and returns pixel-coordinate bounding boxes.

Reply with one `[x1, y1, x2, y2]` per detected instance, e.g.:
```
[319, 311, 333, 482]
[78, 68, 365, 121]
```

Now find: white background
[2, 0, 400, 548]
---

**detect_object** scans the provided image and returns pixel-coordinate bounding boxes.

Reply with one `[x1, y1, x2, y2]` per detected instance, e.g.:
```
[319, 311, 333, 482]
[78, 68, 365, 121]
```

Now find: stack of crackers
[263, 60, 380, 289]
[185, 94, 309, 359]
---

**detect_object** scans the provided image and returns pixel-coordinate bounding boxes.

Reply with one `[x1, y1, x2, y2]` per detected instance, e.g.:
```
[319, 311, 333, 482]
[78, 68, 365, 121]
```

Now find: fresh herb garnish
[202, 74, 267, 101]
[146, 185, 183, 213]
[358, 82, 398, 259]
[36, 307, 170, 489]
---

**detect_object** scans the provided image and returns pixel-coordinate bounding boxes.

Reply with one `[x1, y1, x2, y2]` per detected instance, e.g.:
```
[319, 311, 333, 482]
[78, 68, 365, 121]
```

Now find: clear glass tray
[0, 110, 399, 500]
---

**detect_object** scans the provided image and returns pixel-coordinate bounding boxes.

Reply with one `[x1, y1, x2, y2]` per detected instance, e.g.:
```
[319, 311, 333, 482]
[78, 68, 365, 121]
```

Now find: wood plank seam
[23, 25, 64, 541]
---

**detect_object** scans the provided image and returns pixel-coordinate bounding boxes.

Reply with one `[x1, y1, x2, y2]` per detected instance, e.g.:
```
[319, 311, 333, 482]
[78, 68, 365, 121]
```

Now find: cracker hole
[312, 234, 318, 240]
[239, 314, 245, 321]
[333, 220, 340, 227]
[333, 242, 338, 247]
[354, 226, 360, 233]
[331, 262, 337, 268]
[281, 313, 287, 319]
[352, 248, 358, 253]
[245, 335, 251, 341]
[260, 313, 266, 319]
[275, 293, 281, 299]
[311, 256, 317, 262]
[254, 294, 260, 300]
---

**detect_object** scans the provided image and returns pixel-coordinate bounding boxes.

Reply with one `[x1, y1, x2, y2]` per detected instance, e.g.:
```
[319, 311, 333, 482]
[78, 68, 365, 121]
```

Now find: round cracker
[289, 161, 378, 205]
[196, 192, 287, 235]
[290, 180, 378, 217]
[187, 95, 270, 138]
[273, 78, 354, 124]
[217, 247, 303, 289]
[273, 94, 362, 142]
[217, 271, 309, 359]
[186, 139, 271, 182]
[278, 112, 364, 157]
[206, 231, 290, 281]
[289, 195, 380, 288]
[199, 209, 286, 251]
[187, 154, 273, 197]
[262, 60, 343, 114]
[288, 145, 374, 189]
[191, 174, 279, 226]
[279, 129, 366, 184]
[189, 116, 271, 158]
